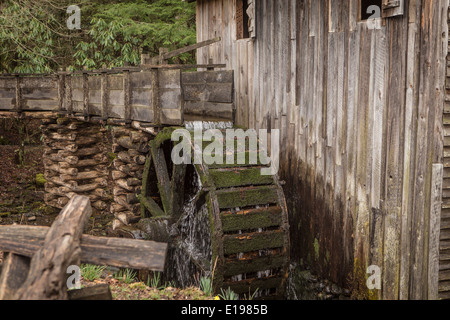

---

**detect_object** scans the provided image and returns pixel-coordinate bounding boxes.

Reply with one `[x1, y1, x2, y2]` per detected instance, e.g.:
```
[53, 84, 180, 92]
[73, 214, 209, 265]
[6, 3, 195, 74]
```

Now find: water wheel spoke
[140, 154, 152, 218]
[150, 143, 172, 215]
[138, 193, 165, 217]
[170, 163, 187, 218]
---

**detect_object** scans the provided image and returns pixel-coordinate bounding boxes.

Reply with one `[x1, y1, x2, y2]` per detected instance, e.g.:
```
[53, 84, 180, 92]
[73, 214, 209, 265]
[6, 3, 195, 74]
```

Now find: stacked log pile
[42, 119, 110, 211]
[110, 127, 150, 229]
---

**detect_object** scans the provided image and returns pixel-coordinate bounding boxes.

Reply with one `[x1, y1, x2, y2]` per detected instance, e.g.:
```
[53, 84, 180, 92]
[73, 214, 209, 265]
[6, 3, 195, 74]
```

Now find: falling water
[185, 121, 234, 131]
[164, 169, 213, 288]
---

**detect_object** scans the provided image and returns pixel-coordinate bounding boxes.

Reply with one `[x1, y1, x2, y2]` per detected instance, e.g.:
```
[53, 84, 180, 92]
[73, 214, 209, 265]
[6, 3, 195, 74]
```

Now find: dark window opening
[236, 0, 250, 40]
[360, 0, 382, 21]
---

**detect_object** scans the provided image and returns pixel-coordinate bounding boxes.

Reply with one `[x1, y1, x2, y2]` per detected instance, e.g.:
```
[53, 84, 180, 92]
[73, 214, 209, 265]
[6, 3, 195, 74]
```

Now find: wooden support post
[159, 48, 169, 65]
[207, 58, 215, 71]
[14, 196, 92, 300]
[14, 75, 22, 114]
[141, 54, 150, 65]
[101, 71, 108, 120]
[66, 74, 73, 116]
[123, 70, 131, 125]
[150, 143, 171, 215]
[83, 72, 89, 119]
[58, 73, 66, 115]
[152, 69, 160, 126]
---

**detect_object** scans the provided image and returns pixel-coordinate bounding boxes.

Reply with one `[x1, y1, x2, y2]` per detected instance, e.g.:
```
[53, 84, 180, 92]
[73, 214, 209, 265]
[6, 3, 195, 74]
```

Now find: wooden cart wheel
[139, 127, 290, 299]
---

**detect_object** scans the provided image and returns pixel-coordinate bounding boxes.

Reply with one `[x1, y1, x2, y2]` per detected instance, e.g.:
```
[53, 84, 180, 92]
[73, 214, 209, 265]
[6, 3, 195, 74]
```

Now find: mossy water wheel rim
[139, 128, 290, 299]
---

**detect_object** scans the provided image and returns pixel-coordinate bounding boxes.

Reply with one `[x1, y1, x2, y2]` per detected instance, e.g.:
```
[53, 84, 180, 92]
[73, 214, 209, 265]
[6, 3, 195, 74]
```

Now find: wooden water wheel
[138, 127, 290, 299]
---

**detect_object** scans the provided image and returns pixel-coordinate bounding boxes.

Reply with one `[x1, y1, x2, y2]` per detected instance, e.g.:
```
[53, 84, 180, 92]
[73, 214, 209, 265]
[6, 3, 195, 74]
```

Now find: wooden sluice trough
[0, 37, 235, 125]
[0, 196, 167, 300]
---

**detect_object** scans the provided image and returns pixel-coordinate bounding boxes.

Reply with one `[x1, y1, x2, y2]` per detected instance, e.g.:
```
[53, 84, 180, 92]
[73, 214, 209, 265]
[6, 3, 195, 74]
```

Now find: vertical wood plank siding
[196, 0, 448, 300]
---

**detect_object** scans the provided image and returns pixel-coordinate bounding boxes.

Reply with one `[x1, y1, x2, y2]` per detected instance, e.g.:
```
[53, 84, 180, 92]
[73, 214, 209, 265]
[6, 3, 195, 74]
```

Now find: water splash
[185, 121, 234, 131]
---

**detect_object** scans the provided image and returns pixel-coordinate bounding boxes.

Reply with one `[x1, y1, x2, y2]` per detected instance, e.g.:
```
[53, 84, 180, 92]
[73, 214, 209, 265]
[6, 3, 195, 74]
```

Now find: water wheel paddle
[139, 127, 290, 299]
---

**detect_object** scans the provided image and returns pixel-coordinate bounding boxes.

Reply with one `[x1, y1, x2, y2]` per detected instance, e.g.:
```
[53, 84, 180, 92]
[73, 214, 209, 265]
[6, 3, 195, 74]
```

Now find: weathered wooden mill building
[192, 0, 450, 300]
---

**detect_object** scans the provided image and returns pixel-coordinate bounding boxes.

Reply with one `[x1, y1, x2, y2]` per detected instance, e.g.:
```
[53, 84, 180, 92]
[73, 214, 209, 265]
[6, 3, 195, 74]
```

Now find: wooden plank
[15, 76, 22, 112]
[223, 230, 285, 255]
[221, 206, 283, 232]
[216, 186, 280, 209]
[210, 167, 274, 188]
[410, 0, 442, 300]
[162, 37, 221, 61]
[184, 101, 233, 120]
[383, 14, 406, 300]
[399, 5, 420, 299]
[101, 72, 108, 119]
[0, 225, 168, 271]
[68, 284, 112, 300]
[83, 73, 89, 117]
[430, 164, 444, 300]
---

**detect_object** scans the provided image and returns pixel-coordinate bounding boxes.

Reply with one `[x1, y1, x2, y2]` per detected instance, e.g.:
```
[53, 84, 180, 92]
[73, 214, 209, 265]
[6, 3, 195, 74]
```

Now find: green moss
[325, 250, 331, 265]
[216, 186, 279, 209]
[314, 238, 320, 261]
[108, 152, 117, 163]
[223, 231, 284, 255]
[221, 207, 282, 232]
[353, 258, 370, 300]
[151, 127, 179, 149]
[56, 117, 70, 125]
[210, 168, 273, 189]
[0, 212, 11, 217]
[35, 174, 46, 187]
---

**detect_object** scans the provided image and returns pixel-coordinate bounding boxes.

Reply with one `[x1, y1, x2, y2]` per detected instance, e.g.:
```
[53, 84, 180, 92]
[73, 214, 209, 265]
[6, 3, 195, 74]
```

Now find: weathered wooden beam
[150, 142, 172, 215]
[14, 196, 92, 300]
[14, 75, 22, 113]
[140, 64, 226, 70]
[161, 37, 221, 61]
[83, 72, 89, 118]
[123, 70, 131, 124]
[58, 73, 66, 114]
[0, 253, 30, 300]
[0, 111, 58, 119]
[67, 284, 112, 300]
[101, 72, 108, 120]
[0, 225, 167, 271]
[152, 69, 160, 125]
[138, 194, 166, 218]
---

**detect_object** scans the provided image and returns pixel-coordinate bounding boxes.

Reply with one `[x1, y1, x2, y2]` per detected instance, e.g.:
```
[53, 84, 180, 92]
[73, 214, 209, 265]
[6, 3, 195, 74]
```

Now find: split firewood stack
[0, 196, 167, 300]
[42, 118, 110, 211]
[110, 127, 150, 230]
